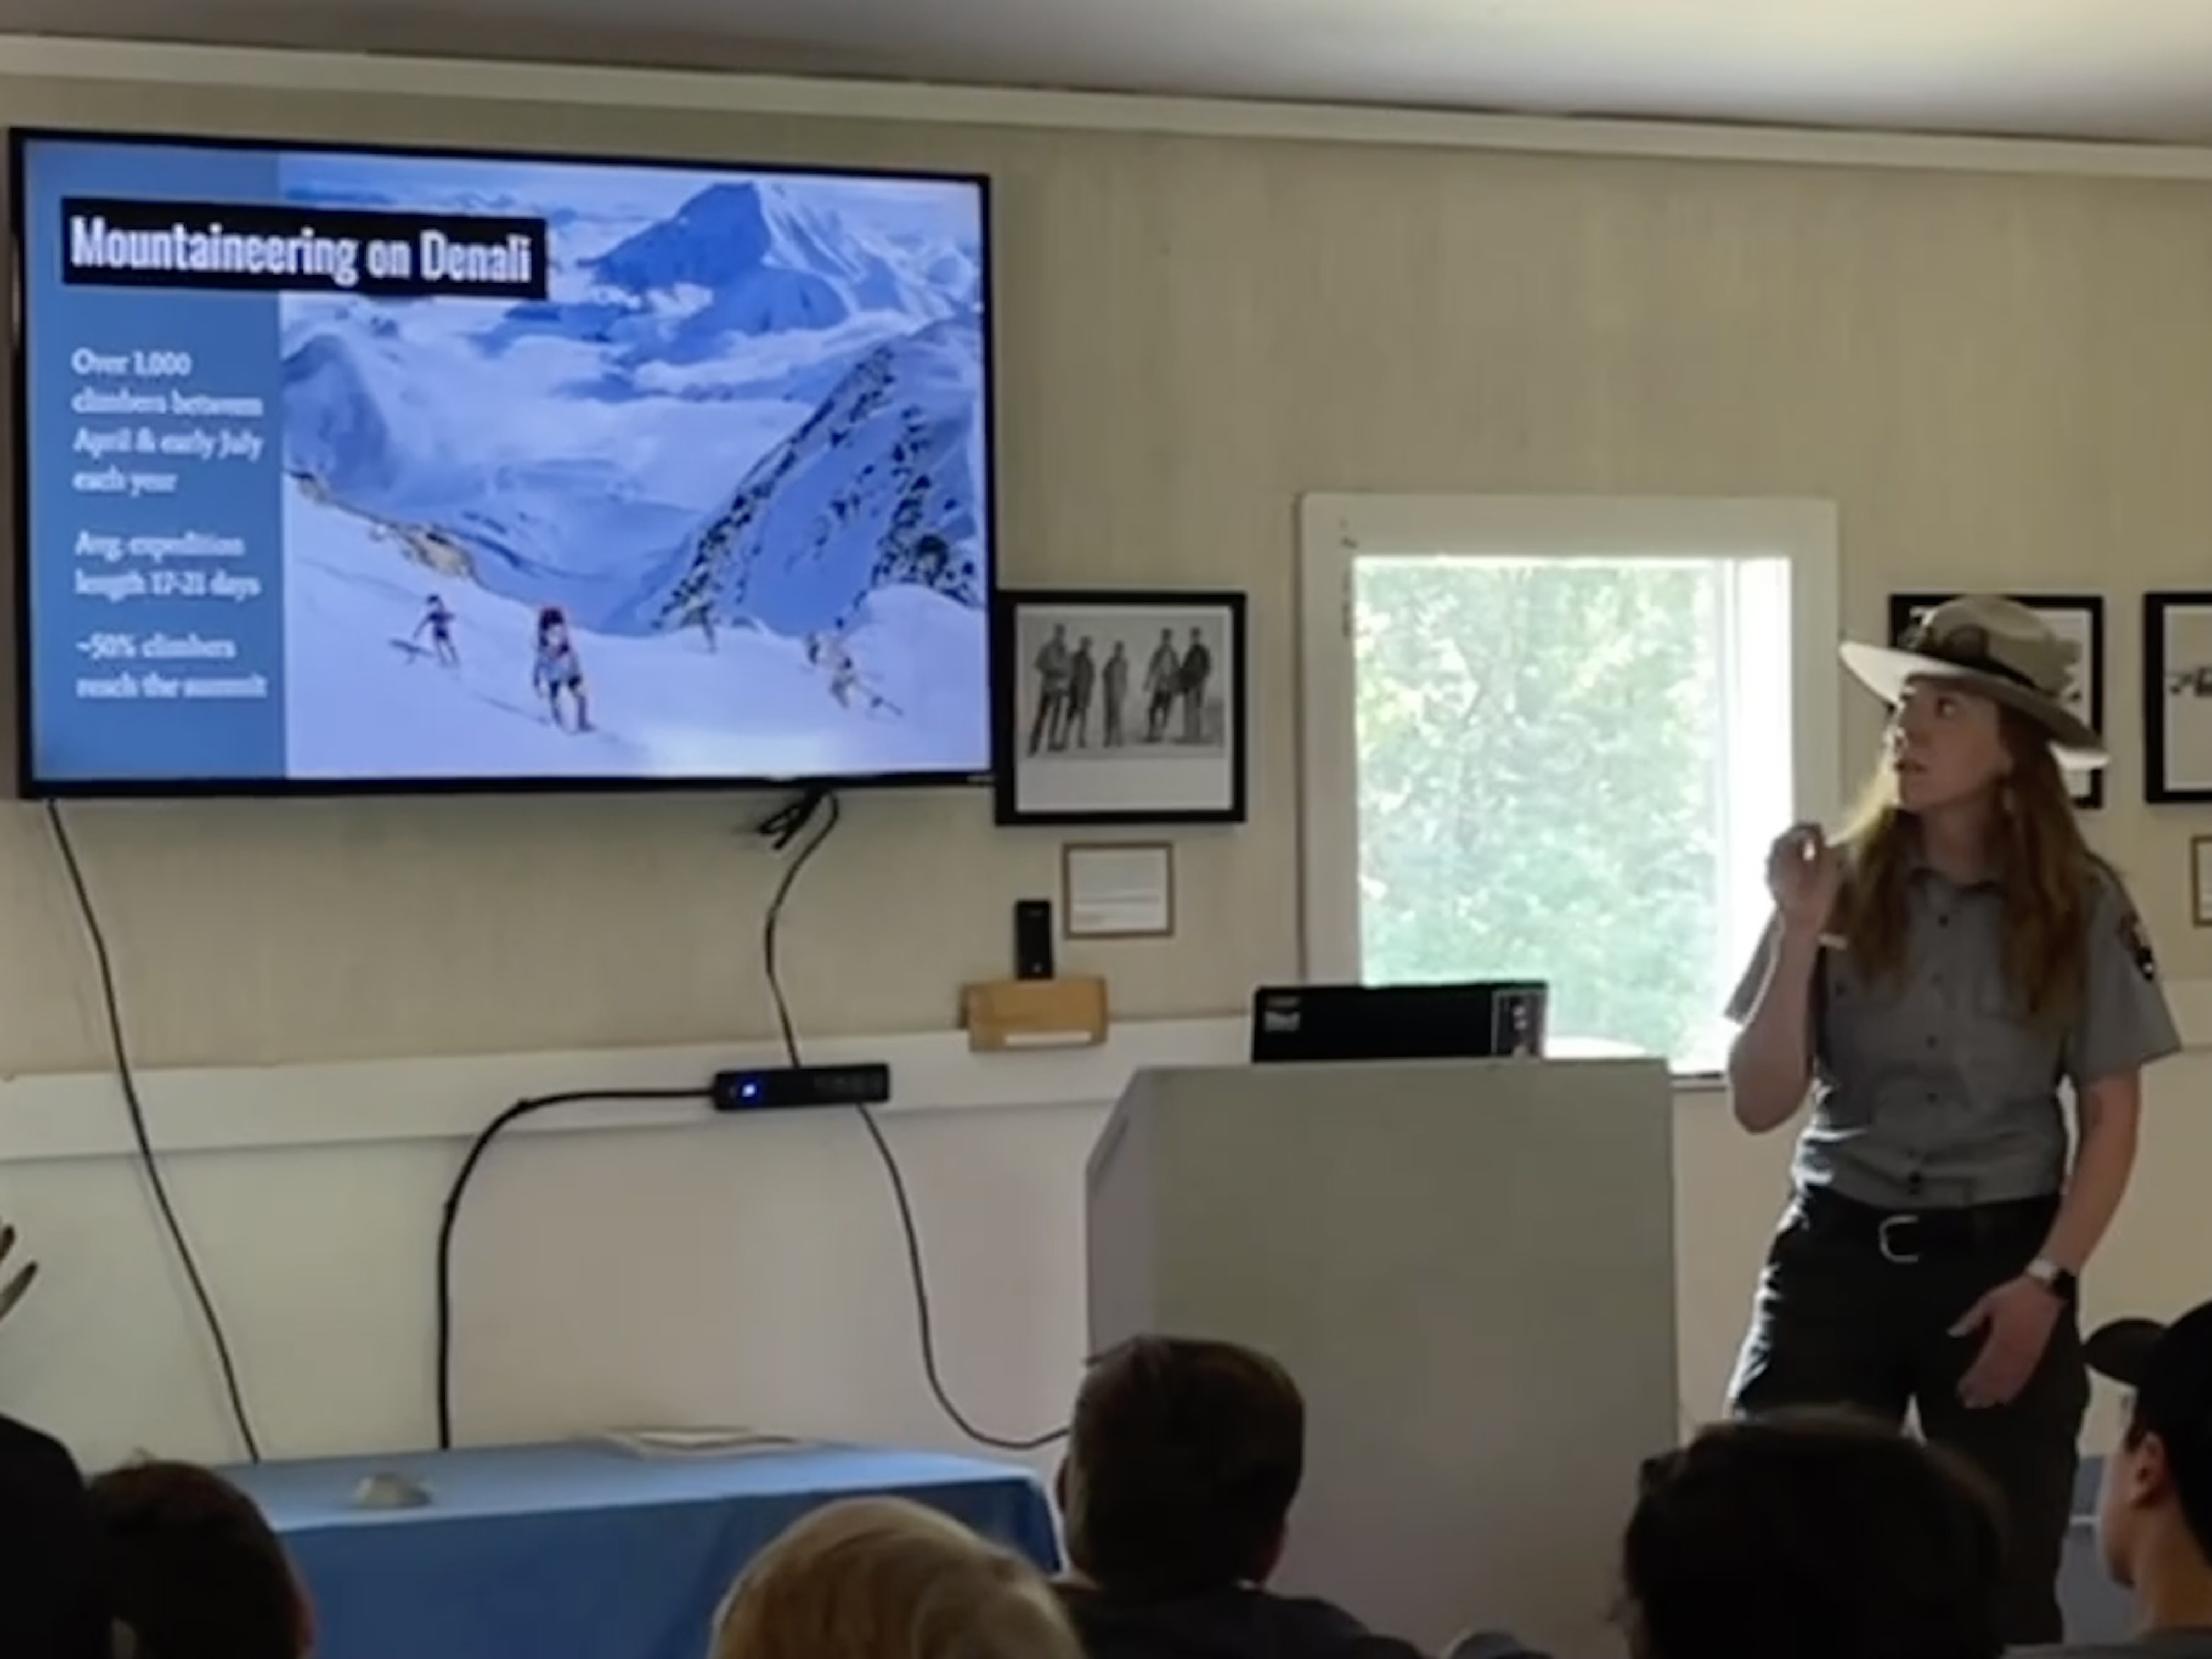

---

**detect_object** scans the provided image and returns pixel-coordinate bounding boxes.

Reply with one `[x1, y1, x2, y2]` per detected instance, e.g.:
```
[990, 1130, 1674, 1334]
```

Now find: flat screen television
[9, 131, 996, 797]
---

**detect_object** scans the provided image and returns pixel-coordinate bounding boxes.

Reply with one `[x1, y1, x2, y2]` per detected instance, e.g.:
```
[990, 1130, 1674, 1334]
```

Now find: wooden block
[961, 976, 1110, 1052]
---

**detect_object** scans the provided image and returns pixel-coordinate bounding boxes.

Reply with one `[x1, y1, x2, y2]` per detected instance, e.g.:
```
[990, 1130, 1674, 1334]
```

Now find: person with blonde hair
[1724, 595, 2181, 1643]
[710, 1494, 1080, 1659]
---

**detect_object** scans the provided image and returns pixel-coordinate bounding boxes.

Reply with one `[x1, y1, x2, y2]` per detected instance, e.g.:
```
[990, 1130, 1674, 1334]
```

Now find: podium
[1085, 1058, 1679, 1657]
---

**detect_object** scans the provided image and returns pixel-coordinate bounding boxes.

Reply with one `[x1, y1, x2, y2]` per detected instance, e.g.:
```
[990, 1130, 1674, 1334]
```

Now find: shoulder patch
[2123, 911, 2159, 981]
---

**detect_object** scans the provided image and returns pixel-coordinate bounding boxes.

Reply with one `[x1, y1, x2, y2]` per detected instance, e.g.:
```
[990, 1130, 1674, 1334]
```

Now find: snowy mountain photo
[272, 152, 991, 783]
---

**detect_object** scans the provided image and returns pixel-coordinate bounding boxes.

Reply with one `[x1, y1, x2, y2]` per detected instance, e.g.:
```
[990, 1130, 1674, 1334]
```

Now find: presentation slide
[16, 136, 994, 790]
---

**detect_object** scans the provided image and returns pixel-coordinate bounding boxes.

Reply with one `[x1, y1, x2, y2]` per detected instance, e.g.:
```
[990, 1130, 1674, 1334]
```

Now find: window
[1298, 495, 1842, 1075]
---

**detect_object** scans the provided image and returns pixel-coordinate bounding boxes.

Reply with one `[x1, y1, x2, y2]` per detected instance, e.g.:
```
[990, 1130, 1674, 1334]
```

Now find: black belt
[1797, 1187, 2057, 1265]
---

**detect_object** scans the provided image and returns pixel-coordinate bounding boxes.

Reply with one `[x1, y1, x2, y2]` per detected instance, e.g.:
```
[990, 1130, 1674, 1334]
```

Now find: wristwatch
[2025, 1256, 2079, 1302]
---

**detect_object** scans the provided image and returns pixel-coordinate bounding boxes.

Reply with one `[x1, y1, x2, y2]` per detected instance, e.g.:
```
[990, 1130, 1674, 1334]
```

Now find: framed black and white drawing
[2143, 592, 2212, 803]
[992, 588, 1248, 826]
[1887, 592, 2105, 810]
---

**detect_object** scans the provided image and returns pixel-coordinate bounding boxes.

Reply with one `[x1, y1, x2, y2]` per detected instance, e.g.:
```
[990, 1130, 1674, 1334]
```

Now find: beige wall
[5, 76, 2212, 1075]
[0, 60, 2208, 1480]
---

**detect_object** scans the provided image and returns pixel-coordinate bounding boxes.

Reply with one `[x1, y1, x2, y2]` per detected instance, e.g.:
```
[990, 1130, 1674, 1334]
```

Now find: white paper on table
[586, 1426, 822, 1459]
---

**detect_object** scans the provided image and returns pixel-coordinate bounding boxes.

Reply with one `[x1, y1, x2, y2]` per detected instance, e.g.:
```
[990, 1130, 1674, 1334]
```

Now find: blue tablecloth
[225, 1442, 1060, 1659]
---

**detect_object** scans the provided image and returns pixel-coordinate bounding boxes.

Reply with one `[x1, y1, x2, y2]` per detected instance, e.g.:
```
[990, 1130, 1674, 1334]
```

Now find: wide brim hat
[1839, 593, 2108, 770]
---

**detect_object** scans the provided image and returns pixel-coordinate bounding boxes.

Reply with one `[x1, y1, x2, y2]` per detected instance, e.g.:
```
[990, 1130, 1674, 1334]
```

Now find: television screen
[10, 132, 995, 795]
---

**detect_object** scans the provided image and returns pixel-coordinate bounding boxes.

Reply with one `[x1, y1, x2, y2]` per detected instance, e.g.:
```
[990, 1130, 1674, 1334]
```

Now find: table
[226, 1442, 1060, 1659]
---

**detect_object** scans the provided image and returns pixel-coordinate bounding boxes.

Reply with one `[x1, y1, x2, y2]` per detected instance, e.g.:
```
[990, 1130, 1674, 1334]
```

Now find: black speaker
[1014, 899, 1056, 980]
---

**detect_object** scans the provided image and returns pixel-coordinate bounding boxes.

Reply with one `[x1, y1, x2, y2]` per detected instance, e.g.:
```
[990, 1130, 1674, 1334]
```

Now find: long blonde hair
[1833, 707, 2095, 1026]
[710, 1497, 1080, 1659]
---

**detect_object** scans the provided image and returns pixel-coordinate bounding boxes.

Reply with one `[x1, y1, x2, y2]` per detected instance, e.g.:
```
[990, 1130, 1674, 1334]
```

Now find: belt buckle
[1878, 1214, 1921, 1265]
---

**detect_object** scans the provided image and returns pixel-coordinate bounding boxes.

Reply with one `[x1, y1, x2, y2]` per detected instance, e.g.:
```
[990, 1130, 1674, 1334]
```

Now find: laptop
[1249, 981, 1550, 1065]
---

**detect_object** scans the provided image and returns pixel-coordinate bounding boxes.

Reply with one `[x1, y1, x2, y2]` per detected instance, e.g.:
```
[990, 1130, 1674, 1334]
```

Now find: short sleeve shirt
[1724, 859, 2181, 1207]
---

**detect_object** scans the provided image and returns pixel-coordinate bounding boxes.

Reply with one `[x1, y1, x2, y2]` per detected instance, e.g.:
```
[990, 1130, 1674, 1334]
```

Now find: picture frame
[1886, 592, 2105, 810]
[2143, 592, 2212, 804]
[992, 588, 1248, 826]
[1061, 842, 1176, 939]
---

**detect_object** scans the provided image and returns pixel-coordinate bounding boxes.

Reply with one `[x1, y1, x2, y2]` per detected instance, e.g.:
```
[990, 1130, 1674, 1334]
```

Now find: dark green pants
[1727, 1192, 2088, 1646]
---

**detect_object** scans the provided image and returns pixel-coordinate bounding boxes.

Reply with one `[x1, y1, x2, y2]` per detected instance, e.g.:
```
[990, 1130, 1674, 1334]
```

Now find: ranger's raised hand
[0, 1220, 37, 1326]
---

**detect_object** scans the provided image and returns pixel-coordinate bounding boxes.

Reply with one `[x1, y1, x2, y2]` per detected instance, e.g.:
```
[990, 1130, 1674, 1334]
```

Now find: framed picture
[992, 588, 1248, 826]
[2191, 834, 2212, 924]
[1061, 842, 1176, 938]
[1887, 592, 2105, 809]
[2143, 592, 2212, 803]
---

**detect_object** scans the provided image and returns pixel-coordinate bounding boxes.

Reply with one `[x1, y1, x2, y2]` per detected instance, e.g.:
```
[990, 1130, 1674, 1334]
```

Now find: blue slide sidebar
[21, 140, 290, 785]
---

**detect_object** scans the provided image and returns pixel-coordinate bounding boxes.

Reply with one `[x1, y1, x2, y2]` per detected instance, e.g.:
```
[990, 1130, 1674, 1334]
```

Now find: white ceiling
[7, 0, 2212, 145]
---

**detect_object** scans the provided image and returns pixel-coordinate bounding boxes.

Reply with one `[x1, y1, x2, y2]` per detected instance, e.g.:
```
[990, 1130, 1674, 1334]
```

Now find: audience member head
[1059, 1334, 1304, 1600]
[88, 1459, 310, 1659]
[710, 1496, 1077, 1659]
[1620, 1410, 2006, 1659]
[0, 1413, 113, 1659]
[2088, 1301, 2212, 1616]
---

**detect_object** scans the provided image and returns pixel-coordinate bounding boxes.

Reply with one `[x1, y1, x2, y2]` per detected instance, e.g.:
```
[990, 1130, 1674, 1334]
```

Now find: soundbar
[710, 1063, 892, 1113]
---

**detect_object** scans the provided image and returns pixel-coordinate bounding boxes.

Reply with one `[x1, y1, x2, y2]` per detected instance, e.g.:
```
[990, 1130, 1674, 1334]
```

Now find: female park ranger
[1725, 594, 2180, 1644]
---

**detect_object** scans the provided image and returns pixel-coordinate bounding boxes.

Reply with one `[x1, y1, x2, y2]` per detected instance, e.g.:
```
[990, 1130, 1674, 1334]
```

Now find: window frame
[1295, 493, 1845, 1070]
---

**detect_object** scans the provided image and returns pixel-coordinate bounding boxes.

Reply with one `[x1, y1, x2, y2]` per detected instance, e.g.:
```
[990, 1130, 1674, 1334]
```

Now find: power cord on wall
[46, 801, 266, 1463]
[435, 786, 1064, 1453]
[757, 788, 1067, 1454]
[433, 1082, 709, 1451]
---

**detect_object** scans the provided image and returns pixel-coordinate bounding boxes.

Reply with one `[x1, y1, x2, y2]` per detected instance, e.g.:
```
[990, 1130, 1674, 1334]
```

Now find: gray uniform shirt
[1726, 858, 2181, 1209]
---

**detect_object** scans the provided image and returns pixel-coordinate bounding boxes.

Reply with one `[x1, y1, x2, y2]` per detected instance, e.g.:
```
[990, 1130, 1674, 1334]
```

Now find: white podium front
[1085, 1058, 1679, 1658]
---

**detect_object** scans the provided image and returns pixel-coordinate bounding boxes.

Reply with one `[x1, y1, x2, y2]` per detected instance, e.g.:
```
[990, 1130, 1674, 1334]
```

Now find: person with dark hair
[1178, 625, 1213, 743]
[415, 593, 459, 667]
[1030, 624, 1073, 754]
[2032, 1301, 2212, 1655]
[1143, 629, 1181, 743]
[1101, 642, 1130, 748]
[89, 1460, 312, 1659]
[1621, 1410, 2008, 1659]
[532, 605, 591, 733]
[1067, 637, 1098, 749]
[0, 1413, 115, 1659]
[1053, 1335, 1532, 1659]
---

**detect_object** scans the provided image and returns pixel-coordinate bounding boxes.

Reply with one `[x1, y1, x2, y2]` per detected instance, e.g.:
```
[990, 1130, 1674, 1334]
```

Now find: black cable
[46, 800, 265, 1462]
[433, 1084, 709, 1451]
[844, 1095, 1068, 1452]
[758, 786, 842, 1066]
[757, 789, 1068, 1453]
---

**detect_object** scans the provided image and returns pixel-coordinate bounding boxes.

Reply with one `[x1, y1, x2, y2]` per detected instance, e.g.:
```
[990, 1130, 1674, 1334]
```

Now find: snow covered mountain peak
[580, 178, 953, 331]
[589, 180, 814, 292]
[277, 170, 990, 652]
[644, 313, 986, 640]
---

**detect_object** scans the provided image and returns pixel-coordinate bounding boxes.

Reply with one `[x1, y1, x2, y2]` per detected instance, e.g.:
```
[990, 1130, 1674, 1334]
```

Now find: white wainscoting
[1, 995, 2205, 1472]
[0, 1016, 1248, 1164]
